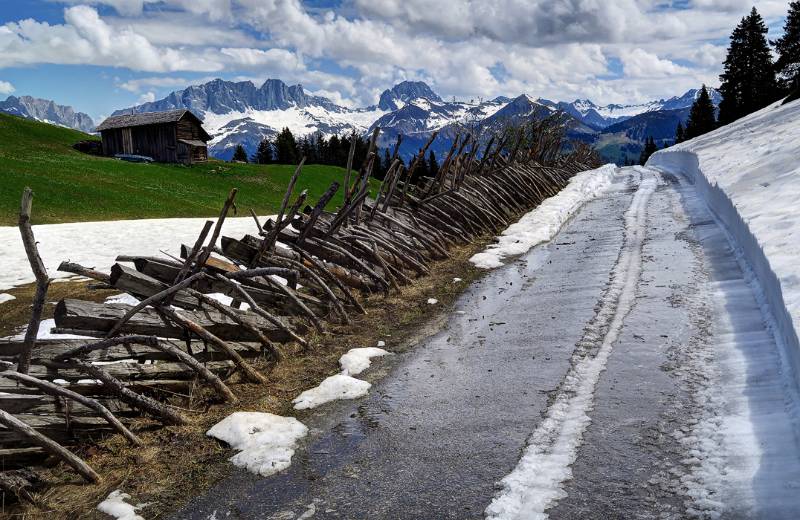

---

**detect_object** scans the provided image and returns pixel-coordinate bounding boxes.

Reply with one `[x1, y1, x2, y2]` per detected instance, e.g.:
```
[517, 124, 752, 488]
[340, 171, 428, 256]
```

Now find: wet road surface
[173, 167, 800, 519]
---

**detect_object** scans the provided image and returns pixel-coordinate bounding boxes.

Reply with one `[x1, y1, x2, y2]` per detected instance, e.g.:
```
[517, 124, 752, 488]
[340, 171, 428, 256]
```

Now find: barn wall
[130, 123, 178, 162]
[101, 119, 208, 164]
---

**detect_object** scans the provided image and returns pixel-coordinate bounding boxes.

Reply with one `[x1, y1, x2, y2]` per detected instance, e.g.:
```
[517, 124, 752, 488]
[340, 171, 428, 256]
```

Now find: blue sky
[0, 1, 791, 121]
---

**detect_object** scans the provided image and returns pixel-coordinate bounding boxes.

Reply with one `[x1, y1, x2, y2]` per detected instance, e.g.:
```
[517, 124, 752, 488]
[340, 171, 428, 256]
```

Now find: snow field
[0, 214, 275, 292]
[470, 164, 619, 269]
[485, 170, 658, 519]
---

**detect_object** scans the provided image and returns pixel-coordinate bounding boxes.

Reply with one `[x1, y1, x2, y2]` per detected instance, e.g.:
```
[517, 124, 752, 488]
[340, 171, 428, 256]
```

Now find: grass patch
[0, 113, 360, 226]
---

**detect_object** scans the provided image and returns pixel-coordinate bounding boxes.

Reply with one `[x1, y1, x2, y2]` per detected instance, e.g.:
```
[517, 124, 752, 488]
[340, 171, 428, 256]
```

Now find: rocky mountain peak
[378, 81, 442, 111]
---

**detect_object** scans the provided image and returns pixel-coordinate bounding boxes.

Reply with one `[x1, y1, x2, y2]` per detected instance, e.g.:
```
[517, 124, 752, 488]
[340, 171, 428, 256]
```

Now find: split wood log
[109, 264, 198, 309]
[17, 188, 51, 375]
[291, 248, 366, 314]
[0, 409, 100, 483]
[54, 299, 299, 343]
[196, 189, 238, 271]
[185, 288, 287, 357]
[156, 306, 268, 384]
[65, 360, 188, 425]
[0, 363, 142, 446]
[212, 275, 311, 346]
[105, 272, 205, 338]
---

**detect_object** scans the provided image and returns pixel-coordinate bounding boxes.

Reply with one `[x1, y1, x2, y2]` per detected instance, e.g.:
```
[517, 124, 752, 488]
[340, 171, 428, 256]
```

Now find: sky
[0, 0, 792, 121]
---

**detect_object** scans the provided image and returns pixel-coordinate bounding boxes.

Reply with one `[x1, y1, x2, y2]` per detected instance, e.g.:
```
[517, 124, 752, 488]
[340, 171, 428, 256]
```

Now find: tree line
[635, 2, 798, 165]
[673, 3, 799, 147]
[231, 127, 442, 182]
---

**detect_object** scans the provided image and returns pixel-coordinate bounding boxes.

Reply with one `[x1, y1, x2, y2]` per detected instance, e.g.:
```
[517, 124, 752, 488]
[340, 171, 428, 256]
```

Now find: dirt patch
[2, 239, 492, 519]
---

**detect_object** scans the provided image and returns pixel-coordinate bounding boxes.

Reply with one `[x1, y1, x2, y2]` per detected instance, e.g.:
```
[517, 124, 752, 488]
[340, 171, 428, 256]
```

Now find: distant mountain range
[0, 95, 94, 133]
[113, 78, 720, 164]
[2, 79, 721, 165]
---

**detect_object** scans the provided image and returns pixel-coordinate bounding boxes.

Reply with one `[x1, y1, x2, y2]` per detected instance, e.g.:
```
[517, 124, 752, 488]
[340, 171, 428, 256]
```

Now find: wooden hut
[95, 110, 211, 164]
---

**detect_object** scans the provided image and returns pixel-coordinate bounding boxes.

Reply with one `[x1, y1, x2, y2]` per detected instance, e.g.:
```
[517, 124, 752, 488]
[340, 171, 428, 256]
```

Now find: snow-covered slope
[648, 97, 800, 381]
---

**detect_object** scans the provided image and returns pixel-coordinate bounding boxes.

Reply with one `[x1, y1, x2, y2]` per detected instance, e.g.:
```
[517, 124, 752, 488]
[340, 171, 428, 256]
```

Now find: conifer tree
[675, 121, 685, 143]
[638, 137, 658, 165]
[428, 150, 440, 176]
[685, 85, 717, 139]
[275, 127, 298, 164]
[773, 1, 800, 96]
[253, 138, 273, 164]
[719, 7, 778, 124]
[232, 144, 248, 163]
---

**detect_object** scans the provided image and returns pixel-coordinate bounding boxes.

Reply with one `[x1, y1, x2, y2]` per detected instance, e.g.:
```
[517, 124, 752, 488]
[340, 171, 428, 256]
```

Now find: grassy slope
[0, 113, 355, 226]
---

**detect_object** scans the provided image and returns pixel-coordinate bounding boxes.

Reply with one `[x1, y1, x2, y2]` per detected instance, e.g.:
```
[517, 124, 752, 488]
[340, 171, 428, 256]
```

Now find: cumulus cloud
[0, 80, 14, 95]
[137, 91, 155, 103]
[12, 0, 793, 106]
[620, 48, 692, 78]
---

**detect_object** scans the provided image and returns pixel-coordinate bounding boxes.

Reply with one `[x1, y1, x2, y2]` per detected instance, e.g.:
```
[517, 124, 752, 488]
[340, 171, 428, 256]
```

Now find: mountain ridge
[0, 95, 94, 133]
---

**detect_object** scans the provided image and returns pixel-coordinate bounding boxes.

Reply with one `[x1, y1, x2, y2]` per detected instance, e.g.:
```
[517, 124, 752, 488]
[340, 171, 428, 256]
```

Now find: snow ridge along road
[485, 168, 657, 519]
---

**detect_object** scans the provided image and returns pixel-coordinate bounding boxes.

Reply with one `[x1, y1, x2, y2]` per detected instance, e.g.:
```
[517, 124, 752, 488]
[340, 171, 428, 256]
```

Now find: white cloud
[10, 0, 795, 108]
[620, 48, 692, 78]
[137, 91, 155, 103]
[0, 80, 14, 95]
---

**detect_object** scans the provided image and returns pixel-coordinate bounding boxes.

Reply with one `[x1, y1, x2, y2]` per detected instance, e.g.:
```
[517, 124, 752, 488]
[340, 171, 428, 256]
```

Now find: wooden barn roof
[96, 110, 210, 140]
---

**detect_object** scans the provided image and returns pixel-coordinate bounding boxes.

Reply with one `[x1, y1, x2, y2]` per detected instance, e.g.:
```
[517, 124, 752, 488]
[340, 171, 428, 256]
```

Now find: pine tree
[675, 121, 685, 143]
[773, 1, 800, 96]
[685, 85, 717, 139]
[253, 138, 273, 164]
[719, 7, 778, 124]
[428, 150, 440, 176]
[275, 127, 298, 164]
[232, 144, 248, 163]
[638, 137, 658, 165]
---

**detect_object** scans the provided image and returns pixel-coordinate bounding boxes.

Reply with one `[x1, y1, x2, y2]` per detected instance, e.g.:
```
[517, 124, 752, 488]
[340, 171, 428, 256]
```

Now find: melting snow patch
[453, 277, 462, 282]
[207, 412, 308, 477]
[339, 347, 390, 376]
[427, 298, 438, 305]
[1, 318, 93, 341]
[376, 340, 386, 347]
[0, 293, 15, 304]
[97, 490, 145, 520]
[471, 164, 618, 269]
[105, 293, 140, 306]
[292, 374, 371, 410]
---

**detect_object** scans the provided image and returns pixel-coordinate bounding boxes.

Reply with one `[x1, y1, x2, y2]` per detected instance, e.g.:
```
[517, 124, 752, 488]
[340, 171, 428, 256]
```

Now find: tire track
[485, 167, 658, 520]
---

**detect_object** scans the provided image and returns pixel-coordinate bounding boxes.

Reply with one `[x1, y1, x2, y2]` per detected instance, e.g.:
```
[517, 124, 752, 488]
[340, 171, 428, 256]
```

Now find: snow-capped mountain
[0, 95, 94, 133]
[112, 78, 386, 160]
[112, 78, 720, 161]
[545, 88, 723, 130]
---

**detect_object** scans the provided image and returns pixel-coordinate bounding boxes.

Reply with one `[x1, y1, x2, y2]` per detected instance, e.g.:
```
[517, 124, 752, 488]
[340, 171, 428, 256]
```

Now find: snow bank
[470, 164, 618, 269]
[648, 98, 800, 383]
[206, 412, 308, 477]
[0, 215, 273, 292]
[292, 374, 371, 410]
[0, 293, 15, 304]
[97, 490, 145, 520]
[339, 347, 390, 376]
